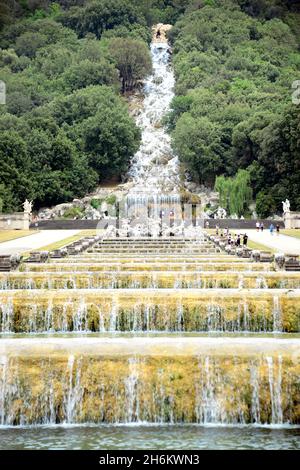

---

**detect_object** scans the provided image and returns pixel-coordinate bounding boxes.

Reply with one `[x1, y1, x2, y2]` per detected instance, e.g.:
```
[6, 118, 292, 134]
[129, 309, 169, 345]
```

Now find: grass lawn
[281, 229, 300, 240]
[34, 230, 96, 251]
[0, 230, 37, 243]
[32, 229, 99, 253]
[247, 240, 276, 254]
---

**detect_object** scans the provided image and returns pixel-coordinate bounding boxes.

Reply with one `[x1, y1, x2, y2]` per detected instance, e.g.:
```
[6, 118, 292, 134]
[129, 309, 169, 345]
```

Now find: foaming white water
[126, 42, 181, 218]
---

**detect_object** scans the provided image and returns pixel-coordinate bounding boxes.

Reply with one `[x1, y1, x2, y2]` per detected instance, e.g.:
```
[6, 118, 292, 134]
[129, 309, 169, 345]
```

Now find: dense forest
[167, 0, 300, 216]
[0, 0, 186, 211]
[0, 0, 299, 216]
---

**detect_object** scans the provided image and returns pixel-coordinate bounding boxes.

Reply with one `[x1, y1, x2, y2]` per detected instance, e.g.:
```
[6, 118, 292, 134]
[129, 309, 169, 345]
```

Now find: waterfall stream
[126, 42, 181, 219]
[0, 352, 294, 426]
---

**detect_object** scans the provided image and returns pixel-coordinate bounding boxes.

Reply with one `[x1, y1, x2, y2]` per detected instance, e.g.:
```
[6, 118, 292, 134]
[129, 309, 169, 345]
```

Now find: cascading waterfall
[1, 271, 300, 290]
[196, 357, 226, 424]
[0, 355, 7, 426]
[273, 296, 283, 333]
[73, 299, 88, 332]
[64, 355, 83, 424]
[125, 42, 182, 220]
[267, 356, 283, 425]
[45, 300, 53, 332]
[125, 358, 140, 423]
[250, 363, 261, 424]
[0, 299, 13, 333]
[0, 290, 298, 333]
[0, 348, 296, 426]
[109, 301, 118, 332]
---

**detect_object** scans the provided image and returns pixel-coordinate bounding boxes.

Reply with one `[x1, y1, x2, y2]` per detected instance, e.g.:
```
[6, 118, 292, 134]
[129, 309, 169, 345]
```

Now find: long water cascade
[125, 41, 182, 220]
[0, 28, 299, 449]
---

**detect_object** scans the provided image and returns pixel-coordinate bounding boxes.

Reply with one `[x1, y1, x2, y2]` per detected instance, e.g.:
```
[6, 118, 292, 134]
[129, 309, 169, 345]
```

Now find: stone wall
[31, 218, 285, 230]
[284, 212, 300, 229]
[30, 219, 109, 230]
[199, 219, 285, 229]
[0, 213, 30, 230]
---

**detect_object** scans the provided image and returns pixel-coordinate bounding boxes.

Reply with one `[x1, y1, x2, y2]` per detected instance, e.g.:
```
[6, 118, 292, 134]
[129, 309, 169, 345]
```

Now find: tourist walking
[256, 221, 260, 232]
[236, 235, 241, 247]
[269, 223, 274, 235]
[243, 233, 248, 246]
[260, 222, 264, 232]
[216, 224, 219, 235]
[276, 224, 280, 236]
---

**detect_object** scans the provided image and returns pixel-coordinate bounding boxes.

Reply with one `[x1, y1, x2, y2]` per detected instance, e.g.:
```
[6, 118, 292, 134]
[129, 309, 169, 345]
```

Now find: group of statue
[20, 198, 291, 221]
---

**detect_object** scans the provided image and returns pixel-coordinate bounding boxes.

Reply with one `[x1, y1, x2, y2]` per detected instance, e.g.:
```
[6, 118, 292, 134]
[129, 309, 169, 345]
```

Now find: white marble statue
[217, 207, 227, 219]
[282, 199, 290, 214]
[23, 199, 33, 214]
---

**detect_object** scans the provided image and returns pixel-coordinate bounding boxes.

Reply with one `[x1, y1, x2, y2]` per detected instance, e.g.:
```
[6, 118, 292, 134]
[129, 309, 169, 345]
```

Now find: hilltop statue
[23, 199, 33, 214]
[282, 199, 290, 214]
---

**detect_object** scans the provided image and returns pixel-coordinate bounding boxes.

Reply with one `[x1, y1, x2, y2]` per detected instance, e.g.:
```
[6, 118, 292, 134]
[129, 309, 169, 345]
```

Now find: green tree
[80, 105, 140, 179]
[168, 0, 300, 206]
[172, 114, 223, 185]
[256, 191, 276, 218]
[0, 184, 4, 212]
[60, 0, 146, 39]
[109, 37, 152, 92]
[0, 130, 32, 211]
[63, 59, 119, 91]
[15, 31, 48, 57]
[215, 170, 253, 217]
[50, 85, 140, 181]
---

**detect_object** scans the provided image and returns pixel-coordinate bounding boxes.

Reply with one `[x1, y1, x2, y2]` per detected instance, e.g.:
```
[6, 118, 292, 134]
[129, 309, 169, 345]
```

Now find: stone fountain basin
[0, 336, 299, 357]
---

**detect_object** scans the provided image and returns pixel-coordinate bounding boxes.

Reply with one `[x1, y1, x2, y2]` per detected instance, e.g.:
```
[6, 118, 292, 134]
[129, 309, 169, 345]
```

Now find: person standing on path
[260, 222, 264, 232]
[269, 223, 274, 236]
[276, 224, 280, 236]
[256, 221, 260, 232]
[169, 209, 174, 228]
[243, 233, 248, 246]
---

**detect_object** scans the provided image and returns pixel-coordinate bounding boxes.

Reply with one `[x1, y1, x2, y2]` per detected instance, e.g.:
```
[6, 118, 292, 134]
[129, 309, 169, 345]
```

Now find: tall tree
[109, 37, 152, 92]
